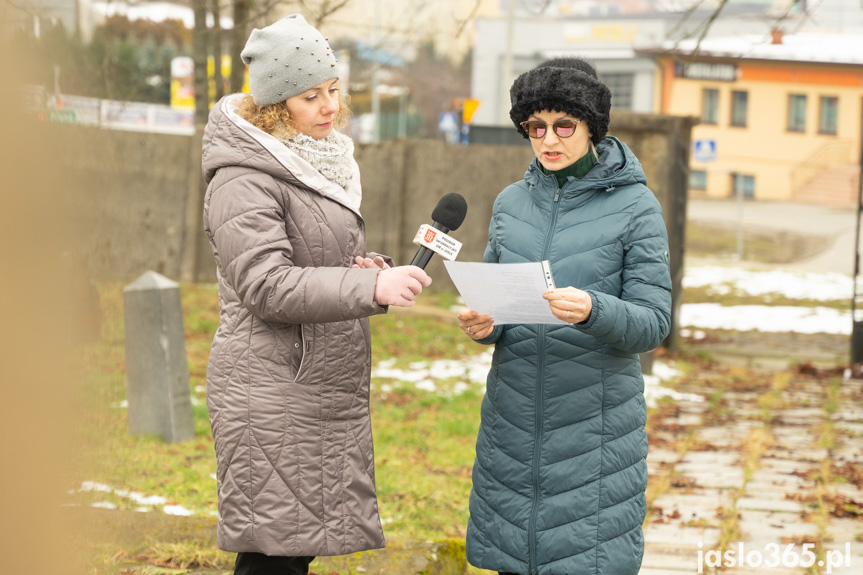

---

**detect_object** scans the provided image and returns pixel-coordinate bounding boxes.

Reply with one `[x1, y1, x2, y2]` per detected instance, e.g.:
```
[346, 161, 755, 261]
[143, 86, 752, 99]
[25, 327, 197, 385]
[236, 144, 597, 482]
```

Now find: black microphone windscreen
[431, 193, 468, 231]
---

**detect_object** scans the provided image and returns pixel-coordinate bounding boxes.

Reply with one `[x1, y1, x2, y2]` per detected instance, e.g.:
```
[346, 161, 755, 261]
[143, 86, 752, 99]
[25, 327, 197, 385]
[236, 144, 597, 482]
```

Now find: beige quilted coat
[202, 94, 388, 556]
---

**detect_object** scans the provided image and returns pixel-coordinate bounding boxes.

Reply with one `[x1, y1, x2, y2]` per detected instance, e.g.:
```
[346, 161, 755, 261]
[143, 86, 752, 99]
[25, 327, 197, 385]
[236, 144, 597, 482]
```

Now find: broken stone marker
[123, 271, 194, 443]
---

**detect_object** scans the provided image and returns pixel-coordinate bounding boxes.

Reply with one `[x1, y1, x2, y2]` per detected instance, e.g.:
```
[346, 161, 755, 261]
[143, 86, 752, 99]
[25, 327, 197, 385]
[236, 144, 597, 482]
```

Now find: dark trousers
[233, 552, 314, 575]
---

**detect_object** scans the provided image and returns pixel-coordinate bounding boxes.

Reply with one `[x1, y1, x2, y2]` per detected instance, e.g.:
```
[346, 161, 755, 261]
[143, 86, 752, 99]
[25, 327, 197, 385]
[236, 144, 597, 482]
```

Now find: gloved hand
[353, 255, 391, 270]
[373, 266, 432, 307]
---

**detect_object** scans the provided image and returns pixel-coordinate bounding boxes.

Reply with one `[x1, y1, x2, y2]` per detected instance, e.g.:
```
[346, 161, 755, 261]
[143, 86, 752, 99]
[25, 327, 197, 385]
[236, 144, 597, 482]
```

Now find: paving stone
[678, 466, 743, 489]
[784, 391, 823, 404]
[642, 542, 704, 572]
[660, 414, 703, 427]
[832, 406, 863, 423]
[678, 452, 741, 466]
[743, 487, 797, 501]
[835, 422, 863, 439]
[828, 485, 863, 500]
[772, 425, 816, 441]
[827, 518, 863, 544]
[736, 407, 765, 419]
[777, 408, 824, 419]
[758, 457, 817, 475]
[737, 497, 805, 513]
[679, 402, 708, 415]
[694, 426, 745, 447]
[833, 446, 863, 463]
[738, 509, 818, 548]
[724, 391, 760, 403]
[746, 470, 809, 490]
[648, 448, 682, 465]
[724, 569, 800, 575]
[651, 492, 728, 524]
[819, 541, 863, 575]
[637, 568, 696, 575]
[644, 523, 721, 547]
[674, 454, 745, 489]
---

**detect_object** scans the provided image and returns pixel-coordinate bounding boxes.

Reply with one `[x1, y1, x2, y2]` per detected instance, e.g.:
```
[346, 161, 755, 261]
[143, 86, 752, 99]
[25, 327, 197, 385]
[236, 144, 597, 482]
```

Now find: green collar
[541, 150, 596, 188]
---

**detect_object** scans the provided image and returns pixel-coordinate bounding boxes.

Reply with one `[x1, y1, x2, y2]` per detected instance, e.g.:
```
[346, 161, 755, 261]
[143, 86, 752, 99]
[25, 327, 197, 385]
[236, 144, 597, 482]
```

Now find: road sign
[693, 139, 717, 162]
[462, 99, 480, 124]
[438, 112, 458, 134]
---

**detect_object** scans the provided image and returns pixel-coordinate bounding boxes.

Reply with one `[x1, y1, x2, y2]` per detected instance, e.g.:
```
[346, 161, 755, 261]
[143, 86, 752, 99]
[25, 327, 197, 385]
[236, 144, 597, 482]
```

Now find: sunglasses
[520, 118, 582, 139]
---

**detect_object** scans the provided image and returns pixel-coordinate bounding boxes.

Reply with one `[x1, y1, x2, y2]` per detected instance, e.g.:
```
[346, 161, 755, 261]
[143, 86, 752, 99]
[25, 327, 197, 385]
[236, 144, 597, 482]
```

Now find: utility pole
[370, 0, 381, 143]
[851, 108, 863, 363]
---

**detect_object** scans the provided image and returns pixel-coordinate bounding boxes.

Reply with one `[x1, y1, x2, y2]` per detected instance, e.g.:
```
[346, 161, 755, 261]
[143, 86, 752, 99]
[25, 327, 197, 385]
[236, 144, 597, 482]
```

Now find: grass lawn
[70, 283, 495, 573]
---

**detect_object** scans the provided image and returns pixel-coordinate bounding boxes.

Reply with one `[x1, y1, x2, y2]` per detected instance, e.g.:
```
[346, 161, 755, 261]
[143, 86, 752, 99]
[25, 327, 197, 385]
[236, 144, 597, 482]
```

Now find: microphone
[410, 193, 468, 269]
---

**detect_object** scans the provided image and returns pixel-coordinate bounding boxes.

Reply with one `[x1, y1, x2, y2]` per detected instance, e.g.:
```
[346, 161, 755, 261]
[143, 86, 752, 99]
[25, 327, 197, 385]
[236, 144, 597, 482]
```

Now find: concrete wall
[55, 110, 694, 348]
[55, 126, 195, 281]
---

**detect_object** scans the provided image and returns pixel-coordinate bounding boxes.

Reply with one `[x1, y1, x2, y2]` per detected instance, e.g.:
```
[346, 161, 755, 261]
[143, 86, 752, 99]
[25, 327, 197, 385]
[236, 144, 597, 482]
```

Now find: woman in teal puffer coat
[458, 58, 672, 575]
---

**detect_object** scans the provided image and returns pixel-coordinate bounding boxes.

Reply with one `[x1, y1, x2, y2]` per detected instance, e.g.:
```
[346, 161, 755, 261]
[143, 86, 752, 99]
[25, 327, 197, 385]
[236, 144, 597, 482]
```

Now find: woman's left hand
[543, 287, 593, 324]
[353, 255, 391, 270]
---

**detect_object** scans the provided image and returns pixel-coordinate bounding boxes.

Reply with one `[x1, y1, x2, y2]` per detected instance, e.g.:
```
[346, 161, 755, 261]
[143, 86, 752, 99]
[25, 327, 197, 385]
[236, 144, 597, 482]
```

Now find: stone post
[123, 271, 195, 443]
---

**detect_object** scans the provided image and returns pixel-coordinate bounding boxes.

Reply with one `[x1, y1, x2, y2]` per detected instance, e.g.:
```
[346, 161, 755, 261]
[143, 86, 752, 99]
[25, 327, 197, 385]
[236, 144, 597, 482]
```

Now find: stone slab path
[641, 366, 863, 575]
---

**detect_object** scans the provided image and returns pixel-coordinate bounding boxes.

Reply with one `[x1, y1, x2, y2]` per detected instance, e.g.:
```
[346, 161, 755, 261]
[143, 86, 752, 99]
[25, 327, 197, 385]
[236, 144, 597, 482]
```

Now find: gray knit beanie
[241, 14, 339, 106]
[510, 57, 611, 145]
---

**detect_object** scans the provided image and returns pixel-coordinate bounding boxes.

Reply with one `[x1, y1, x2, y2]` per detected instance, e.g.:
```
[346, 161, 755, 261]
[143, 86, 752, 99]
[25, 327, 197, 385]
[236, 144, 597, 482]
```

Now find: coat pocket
[292, 324, 307, 381]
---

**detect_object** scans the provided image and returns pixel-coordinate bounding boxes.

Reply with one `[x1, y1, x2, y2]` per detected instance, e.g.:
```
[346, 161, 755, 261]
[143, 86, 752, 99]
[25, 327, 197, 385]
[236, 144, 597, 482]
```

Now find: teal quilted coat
[466, 137, 672, 575]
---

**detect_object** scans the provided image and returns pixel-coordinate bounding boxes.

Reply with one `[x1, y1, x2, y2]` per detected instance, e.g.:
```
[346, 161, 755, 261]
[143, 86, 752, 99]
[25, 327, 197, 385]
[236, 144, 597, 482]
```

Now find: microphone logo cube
[413, 224, 463, 261]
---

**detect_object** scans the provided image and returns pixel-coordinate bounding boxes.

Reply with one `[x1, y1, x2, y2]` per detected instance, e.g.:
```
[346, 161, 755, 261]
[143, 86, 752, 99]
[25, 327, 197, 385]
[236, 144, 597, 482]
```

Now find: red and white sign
[412, 224, 462, 261]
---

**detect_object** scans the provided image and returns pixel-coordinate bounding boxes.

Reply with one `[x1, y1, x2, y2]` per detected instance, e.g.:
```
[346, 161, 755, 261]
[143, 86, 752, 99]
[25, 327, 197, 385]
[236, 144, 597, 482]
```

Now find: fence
[48, 110, 696, 348]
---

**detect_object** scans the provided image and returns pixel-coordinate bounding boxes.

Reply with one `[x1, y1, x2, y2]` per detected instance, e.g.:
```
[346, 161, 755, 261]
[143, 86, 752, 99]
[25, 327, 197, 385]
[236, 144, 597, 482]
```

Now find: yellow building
[640, 31, 863, 207]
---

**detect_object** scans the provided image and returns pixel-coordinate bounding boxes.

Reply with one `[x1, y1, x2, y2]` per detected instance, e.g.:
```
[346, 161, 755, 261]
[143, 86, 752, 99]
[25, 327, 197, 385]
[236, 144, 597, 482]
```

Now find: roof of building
[640, 31, 863, 66]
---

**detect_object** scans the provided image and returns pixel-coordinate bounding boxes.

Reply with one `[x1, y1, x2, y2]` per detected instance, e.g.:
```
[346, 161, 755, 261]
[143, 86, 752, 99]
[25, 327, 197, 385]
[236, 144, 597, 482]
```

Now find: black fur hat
[510, 57, 611, 145]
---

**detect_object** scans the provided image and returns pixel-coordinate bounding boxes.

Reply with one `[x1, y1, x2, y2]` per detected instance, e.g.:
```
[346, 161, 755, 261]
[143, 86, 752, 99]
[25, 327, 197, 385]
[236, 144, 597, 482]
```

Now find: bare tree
[670, 0, 807, 56]
[226, 0, 355, 94]
[297, 0, 353, 27]
[230, 0, 252, 93]
[192, 0, 209, 126]
[212, 0, 225, 101]
[454, 0, 483, 39]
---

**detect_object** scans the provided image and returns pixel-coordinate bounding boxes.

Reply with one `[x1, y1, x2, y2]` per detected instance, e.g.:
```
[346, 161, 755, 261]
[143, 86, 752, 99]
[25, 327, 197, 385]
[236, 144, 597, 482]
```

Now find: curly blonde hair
[236, 85, 352, 139]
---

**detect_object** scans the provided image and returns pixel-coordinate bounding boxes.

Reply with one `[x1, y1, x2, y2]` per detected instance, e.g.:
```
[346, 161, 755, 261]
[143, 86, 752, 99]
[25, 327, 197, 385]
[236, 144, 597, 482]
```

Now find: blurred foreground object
[0, 42, 78, 573]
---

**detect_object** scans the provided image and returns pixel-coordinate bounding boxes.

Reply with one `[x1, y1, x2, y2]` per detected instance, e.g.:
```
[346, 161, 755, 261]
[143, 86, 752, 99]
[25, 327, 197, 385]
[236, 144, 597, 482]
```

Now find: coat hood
[524, 136, 647, 193]
[202, 93, 362, 216]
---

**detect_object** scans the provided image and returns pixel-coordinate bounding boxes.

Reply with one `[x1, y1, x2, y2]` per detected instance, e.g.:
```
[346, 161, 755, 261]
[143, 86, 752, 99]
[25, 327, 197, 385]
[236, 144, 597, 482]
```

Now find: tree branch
[453, 0, 482, 40]
[666, 0, 708, 41]
[689, 0, 729, 59]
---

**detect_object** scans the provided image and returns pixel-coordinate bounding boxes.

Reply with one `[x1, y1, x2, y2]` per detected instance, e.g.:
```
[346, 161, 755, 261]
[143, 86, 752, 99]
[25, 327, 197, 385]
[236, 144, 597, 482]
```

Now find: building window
[598, 73, 633, 109]
[787, 94, 807, 132]
[731, 90, 748, 127]
[732, 173, 755, 199]
[689, 170, 707, 190]
[702, 89, 719, 125]
[819, 96, 838, 135]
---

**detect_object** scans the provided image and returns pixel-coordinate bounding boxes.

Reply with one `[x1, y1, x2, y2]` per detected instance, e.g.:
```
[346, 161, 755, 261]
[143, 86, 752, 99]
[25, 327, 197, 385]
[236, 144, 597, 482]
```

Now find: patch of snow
[681, 303, 850, 335]
[163, 505, 195, 516]
[644, 360, 703, 408]
[371, 350, 494, 395]
[684, 266, 852, 301]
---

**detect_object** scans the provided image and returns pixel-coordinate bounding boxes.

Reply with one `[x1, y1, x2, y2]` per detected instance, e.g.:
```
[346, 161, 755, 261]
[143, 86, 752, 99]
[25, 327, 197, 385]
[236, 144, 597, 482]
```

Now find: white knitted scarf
[280, 130, 355, 189]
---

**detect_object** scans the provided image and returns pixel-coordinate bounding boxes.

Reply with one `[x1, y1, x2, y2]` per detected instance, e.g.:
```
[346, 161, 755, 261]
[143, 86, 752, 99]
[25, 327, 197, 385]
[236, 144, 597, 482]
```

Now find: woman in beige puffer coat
[201, 15, 431, 575]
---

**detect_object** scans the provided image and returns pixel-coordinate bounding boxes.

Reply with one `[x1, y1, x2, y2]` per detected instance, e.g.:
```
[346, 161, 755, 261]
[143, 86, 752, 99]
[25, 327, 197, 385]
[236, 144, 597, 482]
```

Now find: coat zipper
[528, 184, 563, 575]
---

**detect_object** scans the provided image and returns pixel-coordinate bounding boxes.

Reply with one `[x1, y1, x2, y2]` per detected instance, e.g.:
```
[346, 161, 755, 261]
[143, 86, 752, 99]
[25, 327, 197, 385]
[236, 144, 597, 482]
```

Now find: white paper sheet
[443, 261, 567, 325]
